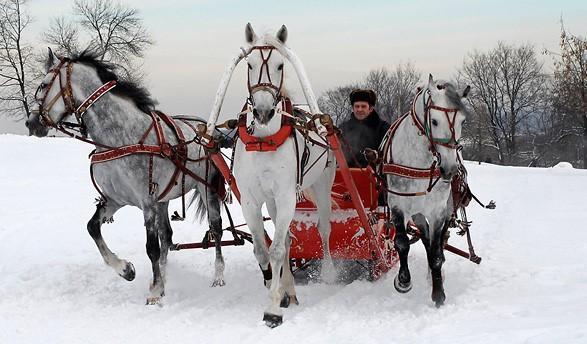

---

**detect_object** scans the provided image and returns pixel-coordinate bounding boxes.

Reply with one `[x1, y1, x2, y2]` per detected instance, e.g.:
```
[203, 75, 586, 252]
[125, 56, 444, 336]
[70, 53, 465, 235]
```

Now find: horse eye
[432, 119, 438, 126]
[277, 64, 283, 71]
[40, 83, 47, 89]
[437, 85, 444, 90]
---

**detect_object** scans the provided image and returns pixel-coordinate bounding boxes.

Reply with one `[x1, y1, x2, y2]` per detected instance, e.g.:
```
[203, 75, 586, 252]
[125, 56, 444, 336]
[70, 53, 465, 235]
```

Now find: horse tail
[188, 185, 209, 223]
[188, 166, 226, 223]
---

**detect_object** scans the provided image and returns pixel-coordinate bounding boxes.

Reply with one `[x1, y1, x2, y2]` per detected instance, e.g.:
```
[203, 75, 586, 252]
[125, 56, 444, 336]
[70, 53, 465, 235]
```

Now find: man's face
[352, 101, 373, 120]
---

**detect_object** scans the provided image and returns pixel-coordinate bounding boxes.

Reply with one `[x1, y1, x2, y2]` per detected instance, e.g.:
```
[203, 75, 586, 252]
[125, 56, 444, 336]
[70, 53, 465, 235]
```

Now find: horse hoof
[432, 290, 446, 307]
[119, 262, 136, 281]
[211, 279, 226, 287]
[394, 274, 412, 293]
[263, 313, 283, 328]
[280, 293, 290, 308]
[146, 296, 161, 305]
[279, 292, 298, 308]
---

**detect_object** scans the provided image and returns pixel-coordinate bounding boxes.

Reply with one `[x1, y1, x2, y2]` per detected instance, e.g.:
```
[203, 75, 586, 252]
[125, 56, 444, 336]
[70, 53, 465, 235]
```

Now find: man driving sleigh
[338, 89, 390, 168]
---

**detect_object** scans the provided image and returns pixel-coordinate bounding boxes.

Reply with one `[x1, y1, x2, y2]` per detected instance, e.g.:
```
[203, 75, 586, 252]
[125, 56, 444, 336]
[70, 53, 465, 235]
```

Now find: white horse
[228, 24, 336, 327]
[381, 75, 470, 307]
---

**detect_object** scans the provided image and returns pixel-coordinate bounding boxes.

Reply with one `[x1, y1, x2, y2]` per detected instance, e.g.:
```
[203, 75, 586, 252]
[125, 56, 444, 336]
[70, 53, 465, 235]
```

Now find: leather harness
[380, 88, 461, 196]
[36, 58, 216, 208]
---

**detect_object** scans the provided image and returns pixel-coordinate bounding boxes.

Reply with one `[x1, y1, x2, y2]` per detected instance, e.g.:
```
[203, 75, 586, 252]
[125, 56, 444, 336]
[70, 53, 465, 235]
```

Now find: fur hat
[349, 89, 377, 106]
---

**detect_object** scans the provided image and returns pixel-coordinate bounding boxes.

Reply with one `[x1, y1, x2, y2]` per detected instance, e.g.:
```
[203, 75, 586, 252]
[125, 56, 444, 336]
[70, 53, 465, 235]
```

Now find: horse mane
[444, 82, 468, 114]
[70, 50, 158, 114]
[432, 80, 469, 116]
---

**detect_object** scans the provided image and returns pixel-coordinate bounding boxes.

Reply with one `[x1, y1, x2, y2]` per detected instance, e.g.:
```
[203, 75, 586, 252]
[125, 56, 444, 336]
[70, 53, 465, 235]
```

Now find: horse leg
[143, 203, 165, 305]
[263, 195, 296, 328]
[241, 203, 271, 287]
[280, 232, 299, 307]
[158, 202, 172, 282]
[392, 207, 412, 293]
[310, 176, 336, 283]
[87, 200, 135, 281]
[205, 182, 225, 287]
[427, 218, 449, 307]
[267, 200, 298, 307]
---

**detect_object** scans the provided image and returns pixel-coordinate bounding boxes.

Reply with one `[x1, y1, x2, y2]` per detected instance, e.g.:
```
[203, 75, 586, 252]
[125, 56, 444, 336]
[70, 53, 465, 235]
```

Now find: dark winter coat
[338, 110, 390, 168]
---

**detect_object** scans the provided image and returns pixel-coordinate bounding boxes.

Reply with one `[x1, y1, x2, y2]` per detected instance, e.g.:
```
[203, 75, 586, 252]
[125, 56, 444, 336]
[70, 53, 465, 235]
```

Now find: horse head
[26, 48, 121, 138]
[244, 23, 288, 125]
[416, 74, 470, 180]
[27, 48, 80, 135]
[25, 48, 63, 137]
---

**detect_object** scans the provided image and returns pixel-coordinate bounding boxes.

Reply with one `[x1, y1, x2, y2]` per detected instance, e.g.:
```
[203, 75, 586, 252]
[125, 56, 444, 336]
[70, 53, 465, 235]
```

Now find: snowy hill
[1, 134, 586, 344]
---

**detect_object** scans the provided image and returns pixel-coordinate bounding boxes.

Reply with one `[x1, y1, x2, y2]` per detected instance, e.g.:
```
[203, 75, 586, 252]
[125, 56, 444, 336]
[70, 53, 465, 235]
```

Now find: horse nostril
[269, 109, 275, 117]
[253, 108, 259, 117]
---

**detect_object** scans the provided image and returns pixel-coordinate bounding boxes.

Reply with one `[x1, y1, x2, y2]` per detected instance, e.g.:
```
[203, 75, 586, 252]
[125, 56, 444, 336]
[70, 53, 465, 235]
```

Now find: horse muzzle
[439, 165, 458, 181]
[25, 117, 50, 137]
[252, 108, 275, 125]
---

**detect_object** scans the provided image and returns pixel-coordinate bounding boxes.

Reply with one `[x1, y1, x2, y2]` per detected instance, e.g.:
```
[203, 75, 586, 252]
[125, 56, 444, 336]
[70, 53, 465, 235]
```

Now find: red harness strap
[238, 122, 292, 152]
[76, 80, 118, 117]
[381, 113, 441, 181]
[383, 163, 441, 179]
[90, 111, 211, 201]
[379, 112, 442, 196]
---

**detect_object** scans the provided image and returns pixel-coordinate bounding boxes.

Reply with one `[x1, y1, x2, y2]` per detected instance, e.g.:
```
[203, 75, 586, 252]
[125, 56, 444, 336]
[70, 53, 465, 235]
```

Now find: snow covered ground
[1, 134, 586, 344]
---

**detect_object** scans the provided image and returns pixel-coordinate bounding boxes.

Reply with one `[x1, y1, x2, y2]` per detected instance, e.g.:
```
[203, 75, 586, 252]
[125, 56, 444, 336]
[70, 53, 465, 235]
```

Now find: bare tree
[318, 63, 420, 125]
[44, 0, 153, 81]
[547, 24, 587, 168]
[0, 0, 36, 120]
[364, 63, 420, 123]
[461, 42, 549, 164]
[318, 84, 359, 126]
[43, 16, 80, 56]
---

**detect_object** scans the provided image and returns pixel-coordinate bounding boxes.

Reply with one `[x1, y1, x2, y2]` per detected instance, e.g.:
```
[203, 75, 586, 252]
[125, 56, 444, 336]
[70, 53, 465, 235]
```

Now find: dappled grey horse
[381, 75, 470, 307]
[26, 49, 229, 304]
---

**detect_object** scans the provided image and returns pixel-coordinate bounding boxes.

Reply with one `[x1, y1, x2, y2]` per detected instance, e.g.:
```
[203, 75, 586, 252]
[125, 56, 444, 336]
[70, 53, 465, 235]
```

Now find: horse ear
[45, 47, 55, 72]
[428, 74, 434, 87]
[245, 23, 257, 44]
[462, 85, 471, 98]
[276, 25, 288, 44]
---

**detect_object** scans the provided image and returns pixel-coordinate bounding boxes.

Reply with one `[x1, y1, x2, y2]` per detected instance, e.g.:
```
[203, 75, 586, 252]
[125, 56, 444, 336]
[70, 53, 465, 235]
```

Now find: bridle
[411, 87, 462, 156]
[35, 58, 117, 139]
[246, 45, 284, 105]
[380, 86, 464, 196]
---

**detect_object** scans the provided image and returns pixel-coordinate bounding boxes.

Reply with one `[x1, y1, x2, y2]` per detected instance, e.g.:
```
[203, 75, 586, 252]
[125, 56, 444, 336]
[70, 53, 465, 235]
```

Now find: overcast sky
[1, 0, 586, 134]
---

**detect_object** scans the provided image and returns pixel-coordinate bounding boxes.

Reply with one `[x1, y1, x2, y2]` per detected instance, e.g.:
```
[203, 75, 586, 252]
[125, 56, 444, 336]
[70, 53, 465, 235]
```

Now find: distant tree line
[0, 1, 584, 168]
[319, 26, 586, 169]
